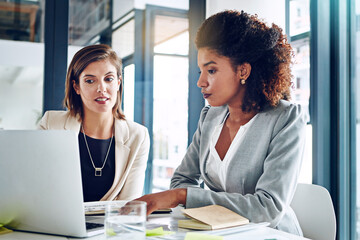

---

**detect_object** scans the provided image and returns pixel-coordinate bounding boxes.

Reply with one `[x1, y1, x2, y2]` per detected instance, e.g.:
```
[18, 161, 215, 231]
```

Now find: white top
[206, 112, 258, 191]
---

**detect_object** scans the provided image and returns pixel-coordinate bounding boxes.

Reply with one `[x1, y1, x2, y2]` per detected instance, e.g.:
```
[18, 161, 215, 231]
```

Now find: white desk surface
[0, 214, 310, 240]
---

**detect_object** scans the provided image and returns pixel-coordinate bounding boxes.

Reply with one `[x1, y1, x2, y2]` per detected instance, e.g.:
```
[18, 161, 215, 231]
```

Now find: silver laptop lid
[0, 130, 89, 237]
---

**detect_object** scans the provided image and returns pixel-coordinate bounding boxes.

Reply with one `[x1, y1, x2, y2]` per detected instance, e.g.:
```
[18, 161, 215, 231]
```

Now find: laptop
[0, 130, 105, 237]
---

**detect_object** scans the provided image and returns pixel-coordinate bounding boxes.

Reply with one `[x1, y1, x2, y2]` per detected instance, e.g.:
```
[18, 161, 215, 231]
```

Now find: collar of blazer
[62, 113, 132, 200]
[63, 113, 130, 144]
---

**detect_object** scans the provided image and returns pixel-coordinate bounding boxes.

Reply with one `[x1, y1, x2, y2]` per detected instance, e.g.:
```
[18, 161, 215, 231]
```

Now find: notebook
[178, 205, 249, 230]
[0, 130, 105, 237]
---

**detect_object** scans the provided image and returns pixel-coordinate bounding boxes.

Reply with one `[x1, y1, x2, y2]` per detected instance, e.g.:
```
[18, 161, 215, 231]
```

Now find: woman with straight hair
[39, 44, 150, 202]
[136, 10, 306, 236]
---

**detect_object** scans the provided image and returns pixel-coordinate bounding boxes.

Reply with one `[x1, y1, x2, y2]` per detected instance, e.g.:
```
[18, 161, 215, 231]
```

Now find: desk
[0, 214, 310, 240]
[145, 214, 310, 240]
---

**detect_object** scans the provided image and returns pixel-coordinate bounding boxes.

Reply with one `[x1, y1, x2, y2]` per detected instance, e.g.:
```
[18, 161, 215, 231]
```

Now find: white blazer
[38, 111, 150, 201]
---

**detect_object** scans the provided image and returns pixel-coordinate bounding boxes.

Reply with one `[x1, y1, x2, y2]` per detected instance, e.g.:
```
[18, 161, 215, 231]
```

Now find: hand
[134, 188, 187, 215]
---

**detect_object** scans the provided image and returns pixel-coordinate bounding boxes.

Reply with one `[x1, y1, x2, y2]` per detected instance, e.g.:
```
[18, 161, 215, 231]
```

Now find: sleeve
[178, 104, 306, 228]
[170, 106, 210, 189]
[116, 127, 150, 200]
[37, 111, 50, 130]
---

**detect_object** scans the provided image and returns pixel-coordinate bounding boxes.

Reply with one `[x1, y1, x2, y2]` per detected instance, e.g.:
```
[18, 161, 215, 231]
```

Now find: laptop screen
[0, 130, 95, 237]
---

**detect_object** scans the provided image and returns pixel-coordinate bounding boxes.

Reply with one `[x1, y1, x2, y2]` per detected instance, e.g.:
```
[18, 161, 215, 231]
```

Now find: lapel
[63, 114, 81, 132]
[63, 115, 131, 168]
[222, 109, 272, 192]
[101, 119, 131, 200]
[64, 114, 131, 200]
[113, 119, 130, 183]
[199, 106, 229, 188]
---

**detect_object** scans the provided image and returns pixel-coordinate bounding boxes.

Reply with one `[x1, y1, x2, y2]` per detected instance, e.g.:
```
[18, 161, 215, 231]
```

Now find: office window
[112, 18, 135, 59]
[0, 0, 44, 129]
[152, 15, 189, 192]
[112, 14, 136, 121]
[289, 0, 312, 184]
[289, 0, 310, 36]
[123, 64, 135, 122]
[68, 0, 110, 46]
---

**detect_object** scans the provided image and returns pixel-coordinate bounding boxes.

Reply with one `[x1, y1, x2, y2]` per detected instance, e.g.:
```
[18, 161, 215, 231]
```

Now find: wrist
[176, 188, 187, 205]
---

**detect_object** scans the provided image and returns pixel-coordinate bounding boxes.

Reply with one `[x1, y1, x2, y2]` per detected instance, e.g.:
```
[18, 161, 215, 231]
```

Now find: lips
[202, 93, 211, 99]
[95, 97, 109, 102]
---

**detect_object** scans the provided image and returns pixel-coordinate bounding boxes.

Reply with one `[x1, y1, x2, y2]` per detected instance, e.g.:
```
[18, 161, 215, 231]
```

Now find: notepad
[178, 205, 249, 230]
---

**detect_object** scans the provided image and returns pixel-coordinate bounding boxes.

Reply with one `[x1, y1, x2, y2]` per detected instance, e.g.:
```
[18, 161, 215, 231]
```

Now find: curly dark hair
[195, 10, 293, 112]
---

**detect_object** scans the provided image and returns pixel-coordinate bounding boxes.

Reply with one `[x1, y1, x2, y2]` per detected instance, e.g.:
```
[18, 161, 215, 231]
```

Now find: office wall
[0, 40, 43, 129]
[206, 0, 286, 30]
[0, 39, 83, 129]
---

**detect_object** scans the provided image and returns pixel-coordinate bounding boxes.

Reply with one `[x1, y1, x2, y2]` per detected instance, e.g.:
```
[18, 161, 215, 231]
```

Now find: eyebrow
[82, 74, 96, 78]
[104, 71, 116, 75]
[81, 72, 115, 78]
[203, 61, 216, 67]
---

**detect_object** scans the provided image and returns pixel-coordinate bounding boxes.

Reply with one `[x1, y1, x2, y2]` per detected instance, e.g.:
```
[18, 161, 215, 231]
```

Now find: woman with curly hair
[136, 10, 306, 235]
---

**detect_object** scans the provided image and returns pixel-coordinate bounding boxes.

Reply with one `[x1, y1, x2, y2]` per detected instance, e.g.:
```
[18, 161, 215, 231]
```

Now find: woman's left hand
[134, 188, 187, 215]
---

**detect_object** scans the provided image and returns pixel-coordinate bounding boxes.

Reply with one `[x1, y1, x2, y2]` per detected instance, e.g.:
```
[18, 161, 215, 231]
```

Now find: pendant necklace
[82, 124, 114, 177]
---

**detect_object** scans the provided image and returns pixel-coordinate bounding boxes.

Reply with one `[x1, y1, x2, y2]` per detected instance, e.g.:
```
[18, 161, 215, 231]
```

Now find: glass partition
[0, 0, 44, 129]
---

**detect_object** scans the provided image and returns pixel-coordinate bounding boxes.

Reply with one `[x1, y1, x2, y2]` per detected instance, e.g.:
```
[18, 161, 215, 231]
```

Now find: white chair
[291, 183, 336, 240]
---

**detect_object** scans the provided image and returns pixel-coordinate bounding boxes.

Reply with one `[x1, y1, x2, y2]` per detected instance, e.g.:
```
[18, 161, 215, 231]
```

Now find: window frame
[309, 0, 355, 239]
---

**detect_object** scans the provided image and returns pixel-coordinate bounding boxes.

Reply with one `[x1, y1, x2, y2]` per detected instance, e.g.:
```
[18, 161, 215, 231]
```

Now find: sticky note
[0, 226, 13, 235]
[146, 227, 174, 236]
[185, 232, 223, 240]
[106, 228, 116, 236]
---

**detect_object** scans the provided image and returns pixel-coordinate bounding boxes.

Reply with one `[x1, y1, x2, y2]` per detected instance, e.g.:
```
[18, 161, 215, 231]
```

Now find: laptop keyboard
[86, 222, 104, 230]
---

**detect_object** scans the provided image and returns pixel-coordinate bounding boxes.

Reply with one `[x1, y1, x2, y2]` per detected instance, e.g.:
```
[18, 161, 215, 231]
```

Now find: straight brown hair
[63, 44, 125, 120]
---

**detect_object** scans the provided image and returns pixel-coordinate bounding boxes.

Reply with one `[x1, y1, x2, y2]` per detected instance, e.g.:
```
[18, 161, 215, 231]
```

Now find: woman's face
[73, 59, 120, 116]
[197, 48, 244, 107]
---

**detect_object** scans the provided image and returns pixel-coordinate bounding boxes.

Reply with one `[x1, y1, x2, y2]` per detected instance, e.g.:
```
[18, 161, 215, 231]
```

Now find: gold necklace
[81, 125, 114, 177]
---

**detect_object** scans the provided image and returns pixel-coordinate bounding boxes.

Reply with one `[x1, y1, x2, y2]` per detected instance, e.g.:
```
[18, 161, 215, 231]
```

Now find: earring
[241, 79, 246, 85]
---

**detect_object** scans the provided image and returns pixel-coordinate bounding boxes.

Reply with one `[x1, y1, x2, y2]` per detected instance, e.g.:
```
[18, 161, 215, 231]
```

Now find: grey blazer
[170, 100, 306, 235]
